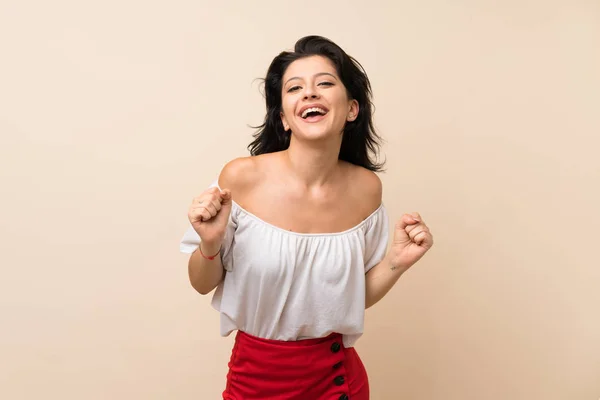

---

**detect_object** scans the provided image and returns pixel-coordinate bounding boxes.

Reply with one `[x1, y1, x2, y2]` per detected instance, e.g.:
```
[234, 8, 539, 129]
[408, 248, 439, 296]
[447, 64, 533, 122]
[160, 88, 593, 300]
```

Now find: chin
[293, 120, 343, 141]
[294, 127, 338, 142]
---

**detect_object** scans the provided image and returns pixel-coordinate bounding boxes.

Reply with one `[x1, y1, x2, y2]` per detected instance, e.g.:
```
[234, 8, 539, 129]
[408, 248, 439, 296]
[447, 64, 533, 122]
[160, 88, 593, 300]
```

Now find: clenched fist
[188, 187, 233, 247]
[387, 212, 434, 272]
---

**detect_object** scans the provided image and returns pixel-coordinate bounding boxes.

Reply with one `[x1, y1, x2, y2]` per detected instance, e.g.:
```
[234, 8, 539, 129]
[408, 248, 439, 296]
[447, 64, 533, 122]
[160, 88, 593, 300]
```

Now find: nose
[303, 83, 320, 99]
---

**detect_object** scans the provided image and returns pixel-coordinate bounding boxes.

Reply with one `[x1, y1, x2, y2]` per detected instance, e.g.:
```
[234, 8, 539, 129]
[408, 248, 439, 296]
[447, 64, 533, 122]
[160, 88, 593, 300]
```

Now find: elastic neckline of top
[230, 199, 384, 237]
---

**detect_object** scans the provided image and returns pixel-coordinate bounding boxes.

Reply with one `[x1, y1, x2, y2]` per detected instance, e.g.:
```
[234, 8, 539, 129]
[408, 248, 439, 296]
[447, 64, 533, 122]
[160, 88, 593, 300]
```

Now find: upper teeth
[302, 107, 326, 118]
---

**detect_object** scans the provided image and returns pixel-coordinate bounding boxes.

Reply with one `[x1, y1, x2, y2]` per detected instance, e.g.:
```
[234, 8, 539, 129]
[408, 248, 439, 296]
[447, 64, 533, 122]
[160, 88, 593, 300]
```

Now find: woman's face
[280, 55, 358, 142]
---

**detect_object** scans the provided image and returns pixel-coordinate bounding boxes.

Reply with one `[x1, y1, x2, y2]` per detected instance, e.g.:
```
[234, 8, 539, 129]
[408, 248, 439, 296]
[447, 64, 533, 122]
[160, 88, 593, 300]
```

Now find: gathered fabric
[180, 180, 390, 349]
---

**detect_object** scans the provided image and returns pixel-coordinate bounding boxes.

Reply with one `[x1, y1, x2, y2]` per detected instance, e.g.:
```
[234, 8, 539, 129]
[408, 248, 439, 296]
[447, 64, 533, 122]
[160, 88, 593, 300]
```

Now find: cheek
[281, 97, 296, 119]
[330, 93, 351, 114]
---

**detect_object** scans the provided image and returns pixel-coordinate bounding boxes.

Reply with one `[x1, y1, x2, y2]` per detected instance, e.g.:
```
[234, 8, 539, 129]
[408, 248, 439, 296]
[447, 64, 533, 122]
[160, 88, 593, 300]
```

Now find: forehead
[283, 55, 338, 80]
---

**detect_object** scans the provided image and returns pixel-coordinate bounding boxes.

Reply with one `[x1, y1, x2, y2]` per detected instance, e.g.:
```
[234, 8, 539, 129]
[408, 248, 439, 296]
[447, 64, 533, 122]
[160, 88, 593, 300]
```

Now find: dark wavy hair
[247, 35, 385, 172]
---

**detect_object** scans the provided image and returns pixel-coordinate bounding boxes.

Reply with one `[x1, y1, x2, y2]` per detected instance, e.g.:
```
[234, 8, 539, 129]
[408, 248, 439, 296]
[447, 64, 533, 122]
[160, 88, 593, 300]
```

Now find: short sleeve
[179, 179, 237, 270]
[363, 204, 390, 273]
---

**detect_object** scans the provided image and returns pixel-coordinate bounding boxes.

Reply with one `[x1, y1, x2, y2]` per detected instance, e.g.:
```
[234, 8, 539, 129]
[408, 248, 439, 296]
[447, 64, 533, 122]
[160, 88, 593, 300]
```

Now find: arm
[186, 156, 256, 295]
[365, 213, 434, 309]
[188, 240, 226, 295]
[356, 169, 433, 308]
[355, 169, 400, 309]
[364, 255, 407, 309]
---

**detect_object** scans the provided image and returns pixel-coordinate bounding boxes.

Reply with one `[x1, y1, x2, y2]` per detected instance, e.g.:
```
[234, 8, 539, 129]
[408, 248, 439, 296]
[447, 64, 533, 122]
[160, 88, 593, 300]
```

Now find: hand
[387, 212, 434, 272]
[187, 187, 233, 246]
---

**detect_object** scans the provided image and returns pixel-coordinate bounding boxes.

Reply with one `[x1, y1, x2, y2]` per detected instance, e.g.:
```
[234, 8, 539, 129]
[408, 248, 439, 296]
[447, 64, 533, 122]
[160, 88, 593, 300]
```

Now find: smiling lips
[298, 104, 329, 122]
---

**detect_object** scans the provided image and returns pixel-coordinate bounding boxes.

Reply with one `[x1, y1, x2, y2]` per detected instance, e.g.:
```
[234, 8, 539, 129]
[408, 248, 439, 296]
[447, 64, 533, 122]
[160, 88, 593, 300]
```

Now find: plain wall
[1, 0, 599, 399]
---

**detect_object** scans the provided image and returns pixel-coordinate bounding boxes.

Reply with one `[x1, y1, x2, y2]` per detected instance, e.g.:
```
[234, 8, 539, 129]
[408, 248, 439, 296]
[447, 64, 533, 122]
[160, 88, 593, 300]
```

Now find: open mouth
[300, 107, 328, 121]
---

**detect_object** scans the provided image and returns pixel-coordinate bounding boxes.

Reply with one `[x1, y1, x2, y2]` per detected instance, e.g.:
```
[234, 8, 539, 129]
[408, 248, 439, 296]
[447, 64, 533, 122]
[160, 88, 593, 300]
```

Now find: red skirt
[223, 331, 369, 400]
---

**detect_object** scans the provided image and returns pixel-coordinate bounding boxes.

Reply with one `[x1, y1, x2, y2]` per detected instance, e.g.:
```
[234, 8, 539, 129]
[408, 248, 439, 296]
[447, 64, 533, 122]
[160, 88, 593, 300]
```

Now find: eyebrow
[284, 72, 338, 87]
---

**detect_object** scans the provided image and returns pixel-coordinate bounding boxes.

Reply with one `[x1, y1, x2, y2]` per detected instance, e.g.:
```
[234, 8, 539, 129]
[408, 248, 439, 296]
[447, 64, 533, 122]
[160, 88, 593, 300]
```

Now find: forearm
[365, 255, 408, 309]
[188, 241, 225, 295]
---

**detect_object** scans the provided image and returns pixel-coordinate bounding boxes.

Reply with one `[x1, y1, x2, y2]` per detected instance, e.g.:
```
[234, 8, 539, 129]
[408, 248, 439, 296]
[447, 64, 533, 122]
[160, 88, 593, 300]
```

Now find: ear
[347, 99, 359, 122]
[280, 111, 290, 131]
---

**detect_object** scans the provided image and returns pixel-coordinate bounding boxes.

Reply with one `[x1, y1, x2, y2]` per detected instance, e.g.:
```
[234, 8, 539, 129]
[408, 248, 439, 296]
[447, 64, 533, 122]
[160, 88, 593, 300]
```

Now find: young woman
[180, 35, 433, 400]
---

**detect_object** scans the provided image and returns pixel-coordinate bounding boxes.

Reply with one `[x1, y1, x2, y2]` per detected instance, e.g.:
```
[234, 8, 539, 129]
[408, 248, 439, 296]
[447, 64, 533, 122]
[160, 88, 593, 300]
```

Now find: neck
[283, 135, 342, 188]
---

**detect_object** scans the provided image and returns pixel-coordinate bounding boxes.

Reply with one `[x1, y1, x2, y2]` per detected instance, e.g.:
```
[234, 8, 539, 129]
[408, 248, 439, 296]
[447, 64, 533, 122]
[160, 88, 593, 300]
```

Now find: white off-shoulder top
[180, 180, 390, 348]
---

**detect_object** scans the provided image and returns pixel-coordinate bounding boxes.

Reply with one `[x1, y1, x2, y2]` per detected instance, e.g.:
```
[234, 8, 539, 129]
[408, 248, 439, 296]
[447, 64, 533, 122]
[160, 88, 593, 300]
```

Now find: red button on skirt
[222, 331, 369, 400]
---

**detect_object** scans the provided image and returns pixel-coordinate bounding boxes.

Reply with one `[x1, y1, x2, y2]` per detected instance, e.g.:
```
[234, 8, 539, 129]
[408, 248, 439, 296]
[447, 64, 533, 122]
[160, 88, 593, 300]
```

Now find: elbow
[197, 282, 219, 295]
[188, 268, 223, 295]
[197, 288, 213, 296]
[365, 296, 376, 310]
[189, 279, 218, 296]
[364, 281, 376, 309]
[364, 283, 383, 309]
[187, 256, 223, 295]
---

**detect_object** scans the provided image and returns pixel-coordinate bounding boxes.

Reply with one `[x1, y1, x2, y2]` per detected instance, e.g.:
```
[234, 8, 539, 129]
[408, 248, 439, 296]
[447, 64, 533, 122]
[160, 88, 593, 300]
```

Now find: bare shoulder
[344, 163, 383, 212]
[218, 153, 280, 200]
[218, 156, 260, 196]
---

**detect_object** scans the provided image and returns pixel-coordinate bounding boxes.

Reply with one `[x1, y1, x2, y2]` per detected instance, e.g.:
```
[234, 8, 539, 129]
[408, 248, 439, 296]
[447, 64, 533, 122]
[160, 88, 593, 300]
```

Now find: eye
[318, 81, 334, 87]
[287, 85, 301, 93]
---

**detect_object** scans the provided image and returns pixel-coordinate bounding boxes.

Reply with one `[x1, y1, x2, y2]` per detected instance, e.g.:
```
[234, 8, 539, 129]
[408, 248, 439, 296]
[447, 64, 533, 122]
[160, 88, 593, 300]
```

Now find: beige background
[1, 0, 599, 399]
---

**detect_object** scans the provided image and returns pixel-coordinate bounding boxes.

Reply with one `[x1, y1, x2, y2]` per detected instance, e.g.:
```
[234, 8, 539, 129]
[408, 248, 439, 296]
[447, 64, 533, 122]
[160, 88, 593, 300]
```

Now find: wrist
[385, 254, 409, 273]
[199, 241, 222, 259]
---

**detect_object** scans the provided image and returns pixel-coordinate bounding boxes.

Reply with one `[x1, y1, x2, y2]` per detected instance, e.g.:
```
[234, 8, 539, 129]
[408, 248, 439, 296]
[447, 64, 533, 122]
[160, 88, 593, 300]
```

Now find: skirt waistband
[235, 330, 341, 348]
